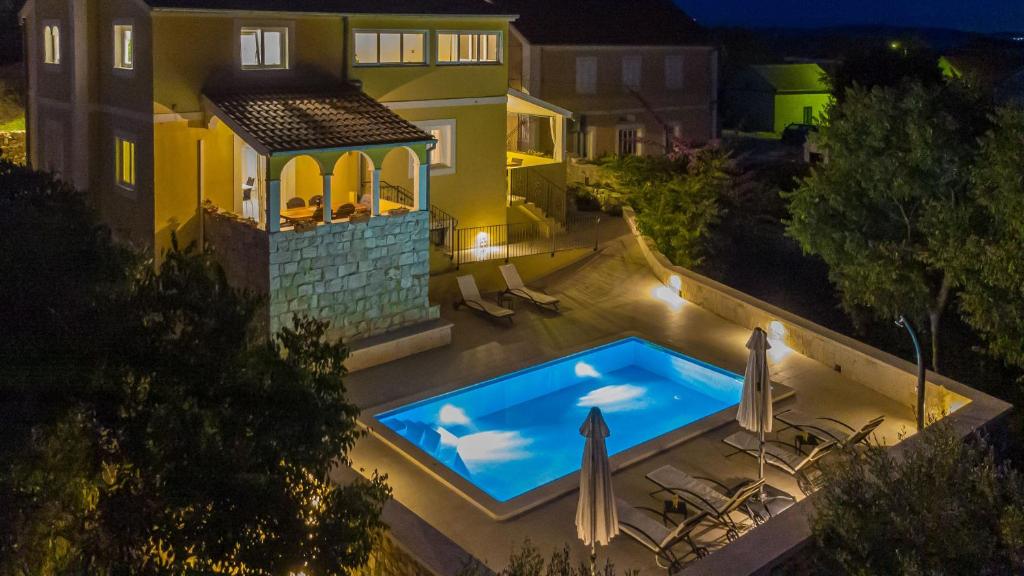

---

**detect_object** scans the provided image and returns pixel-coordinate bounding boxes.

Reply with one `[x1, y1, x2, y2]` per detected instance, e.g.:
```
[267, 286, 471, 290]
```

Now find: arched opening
[329, 150, 374, 219]
[279, 154, 324, 217]
[379, 146, 420, 211]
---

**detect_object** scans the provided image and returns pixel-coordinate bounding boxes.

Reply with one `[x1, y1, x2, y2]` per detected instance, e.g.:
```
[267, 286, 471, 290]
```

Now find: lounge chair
[499, 263, 560, 311]
[646, 465, 765, 540]
[775, 410, 885, 448]
[454, 275, 515, 324]
[723, 431, 836, 492]
[617, 498, 708, 571]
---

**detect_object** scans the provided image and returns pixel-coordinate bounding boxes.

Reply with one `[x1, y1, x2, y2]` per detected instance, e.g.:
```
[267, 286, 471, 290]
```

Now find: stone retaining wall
[622, 207, 975, 415]
[0, 130, 25, 165]
[268, 211, 439, 341]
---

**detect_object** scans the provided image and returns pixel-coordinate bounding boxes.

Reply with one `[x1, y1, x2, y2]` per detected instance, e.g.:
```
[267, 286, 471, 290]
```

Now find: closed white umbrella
[576, 407, 618, 574]
[736, 327, 772, 488]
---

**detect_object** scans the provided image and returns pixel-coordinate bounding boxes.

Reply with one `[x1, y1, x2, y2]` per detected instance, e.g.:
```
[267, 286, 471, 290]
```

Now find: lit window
[622, 55, 642, 90]
[437, 31, 500, 64]
[240, 27, 288, 69]
[414, 119, 456, 174]
[617, 127, 640, 156]
[114, 24, 133, 70]
[43, 23, 60, 65]
[353, 31, 425, 65]
[116, 137, 136, 189]
[665, 54, 684, 90]
[576, 56, 597, 94]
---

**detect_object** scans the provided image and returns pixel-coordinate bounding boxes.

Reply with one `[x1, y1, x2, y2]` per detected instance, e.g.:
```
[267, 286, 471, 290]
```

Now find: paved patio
[343, 220, 915, 574]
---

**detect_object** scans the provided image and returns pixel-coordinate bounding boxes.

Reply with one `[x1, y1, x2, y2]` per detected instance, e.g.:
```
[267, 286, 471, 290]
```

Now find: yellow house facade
[20, 0, 571, 357]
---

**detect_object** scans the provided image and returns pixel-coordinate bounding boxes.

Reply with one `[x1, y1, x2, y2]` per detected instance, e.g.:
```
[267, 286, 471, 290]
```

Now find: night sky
[678, 0, 1024, 33]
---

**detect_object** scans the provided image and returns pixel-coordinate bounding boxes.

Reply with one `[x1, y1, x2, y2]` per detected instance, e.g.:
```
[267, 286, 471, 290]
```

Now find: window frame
[237, 23, 292, 71]
[112, 21, 135, 75]
[352, 29, 429, 67]
[42, 20, 61, 67]
[622, 55, 642, 90]
[413, 119, 456, 176]
[114, 133, 138, 194]
[575, 56, 598, 94]
[616, 125, 642, 157]
[435, 30, 503, 66]
[665, 54, 685, 91]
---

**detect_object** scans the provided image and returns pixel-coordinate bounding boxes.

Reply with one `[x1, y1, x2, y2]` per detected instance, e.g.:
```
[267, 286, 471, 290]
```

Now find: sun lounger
[617, 498, 708, 571]
[723, 430, 836, 478]
[646, 465, 764, 540]
[498, 263, 560, 311]
[454, 275, 515, 324]
[775, 410, 884, 448]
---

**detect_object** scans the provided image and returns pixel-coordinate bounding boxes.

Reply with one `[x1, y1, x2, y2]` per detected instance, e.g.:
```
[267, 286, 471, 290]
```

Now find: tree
[810, 423, 1024, 575]
[602, 147, 730, 270]
[0, 162, 390, 575]
[829, 40, 945, 103]
[785, 81, 989, 372]
[956, 107, 1024, 370]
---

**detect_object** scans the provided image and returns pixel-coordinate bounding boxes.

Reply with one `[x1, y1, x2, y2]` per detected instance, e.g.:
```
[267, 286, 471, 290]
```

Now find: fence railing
[452, 213, 601, 268]
[380, 180, 459, 254]
[508, 167, 567, 223]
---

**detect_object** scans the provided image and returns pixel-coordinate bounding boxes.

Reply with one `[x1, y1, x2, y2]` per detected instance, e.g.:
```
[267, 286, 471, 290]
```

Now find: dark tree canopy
[785, 80, 990, 372]
[829, 40, 945, 102]
[958, 107, 1024, 370]
[0, 160, 390, 575]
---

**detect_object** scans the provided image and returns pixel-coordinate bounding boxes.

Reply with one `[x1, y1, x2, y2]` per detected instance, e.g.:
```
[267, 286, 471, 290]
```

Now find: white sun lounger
[455, 274, 515, 324]
[616, 498, 708, 570]
[499, 263, 560, 311]
[723, 430, 836, 477]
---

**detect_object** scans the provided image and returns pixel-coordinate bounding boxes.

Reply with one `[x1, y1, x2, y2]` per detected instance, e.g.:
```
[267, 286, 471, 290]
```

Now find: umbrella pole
[758, 383, 767, 501]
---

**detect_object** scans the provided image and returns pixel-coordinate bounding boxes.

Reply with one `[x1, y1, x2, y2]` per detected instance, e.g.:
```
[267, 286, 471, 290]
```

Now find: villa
[15, 1, 1012, 575]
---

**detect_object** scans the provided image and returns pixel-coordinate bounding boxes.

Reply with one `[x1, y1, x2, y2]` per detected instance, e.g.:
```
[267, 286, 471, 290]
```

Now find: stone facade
[268, 211, 439, 342]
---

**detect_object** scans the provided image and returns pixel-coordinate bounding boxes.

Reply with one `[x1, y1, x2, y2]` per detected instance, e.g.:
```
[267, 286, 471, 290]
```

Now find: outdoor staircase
[387, 419, 472, 477]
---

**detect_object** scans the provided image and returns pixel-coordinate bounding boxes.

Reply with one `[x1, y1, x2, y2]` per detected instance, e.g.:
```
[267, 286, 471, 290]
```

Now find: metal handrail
[380, 180, 459, 256]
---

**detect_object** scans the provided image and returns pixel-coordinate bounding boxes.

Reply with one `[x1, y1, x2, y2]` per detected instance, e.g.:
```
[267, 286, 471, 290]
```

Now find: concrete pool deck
[340, 218, 1005, 574]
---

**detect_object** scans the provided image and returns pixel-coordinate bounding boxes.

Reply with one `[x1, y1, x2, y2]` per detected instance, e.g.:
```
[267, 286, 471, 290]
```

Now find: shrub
[810, 422, 1024, 575]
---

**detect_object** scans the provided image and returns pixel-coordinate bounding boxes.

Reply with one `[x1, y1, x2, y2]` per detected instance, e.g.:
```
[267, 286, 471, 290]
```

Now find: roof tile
[205, 86, 432, 154]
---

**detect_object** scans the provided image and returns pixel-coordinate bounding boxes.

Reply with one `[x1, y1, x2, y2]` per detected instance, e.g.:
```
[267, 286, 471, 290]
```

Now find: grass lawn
[0, 115, 25, 131]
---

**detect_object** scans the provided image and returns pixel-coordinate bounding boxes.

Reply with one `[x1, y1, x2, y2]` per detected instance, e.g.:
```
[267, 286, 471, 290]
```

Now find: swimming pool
[375, 337, 746, 509]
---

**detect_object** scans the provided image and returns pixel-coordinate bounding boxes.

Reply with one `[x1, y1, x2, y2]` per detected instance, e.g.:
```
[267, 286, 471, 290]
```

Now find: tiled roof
[144, 0, 512, 15]
[204, 86, 432, 154]
[501, 0, 707, 46]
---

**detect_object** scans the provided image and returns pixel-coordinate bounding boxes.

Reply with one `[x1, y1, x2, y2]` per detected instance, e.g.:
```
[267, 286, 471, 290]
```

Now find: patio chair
[616, 498, 709, 571]
[646, 465, 765, 540]
[454, 275, 514, 325]
[499, 263, 560, 311]
[775, 410, 885, 448]
[286, 197, 306, 209]
[723, 431, 836, 493]
[309, 194, 323, 207]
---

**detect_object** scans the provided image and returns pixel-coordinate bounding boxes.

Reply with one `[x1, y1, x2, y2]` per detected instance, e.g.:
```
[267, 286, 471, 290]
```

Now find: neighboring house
[724, 63, 831, 135]
[941, 52, 1024, 106]
[503, 0, 718, 160]
[18, 0, 570, 361]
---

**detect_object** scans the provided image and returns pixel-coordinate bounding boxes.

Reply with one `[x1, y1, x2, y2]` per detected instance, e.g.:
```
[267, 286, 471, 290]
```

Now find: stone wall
[0, 130, 25, 165]
[204, 211, 270, 333]
[268, 211, 439, 342]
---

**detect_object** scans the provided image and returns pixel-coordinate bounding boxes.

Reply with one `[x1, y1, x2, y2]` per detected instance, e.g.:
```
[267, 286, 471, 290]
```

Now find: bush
[810, 422, 1024, 575]
[598, 149, 730, 269]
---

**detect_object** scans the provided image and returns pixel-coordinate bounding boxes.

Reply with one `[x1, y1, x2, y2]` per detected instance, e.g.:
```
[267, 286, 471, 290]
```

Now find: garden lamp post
[895, 315, 926, 431]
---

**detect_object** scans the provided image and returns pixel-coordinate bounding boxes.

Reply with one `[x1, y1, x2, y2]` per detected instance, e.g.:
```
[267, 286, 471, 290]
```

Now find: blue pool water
[376, 337, 744, 502]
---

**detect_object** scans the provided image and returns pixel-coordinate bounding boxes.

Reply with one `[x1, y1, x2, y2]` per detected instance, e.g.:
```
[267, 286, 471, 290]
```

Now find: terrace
[339, 218, 1008, 574]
